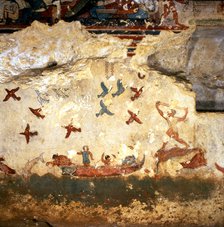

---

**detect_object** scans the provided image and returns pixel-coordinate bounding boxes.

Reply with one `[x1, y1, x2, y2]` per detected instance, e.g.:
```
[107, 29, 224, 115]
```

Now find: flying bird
[20, 124, 38, 144]
[97, 82, 111, 98]
[126, 110, 143, 125]
[112, 79, 125, 97]
[96, 100, 114, 117]
[130, 86, 144, 101]
[29, 107, 45, 119]
[63, 123, 81, 138]
[3, 87, 21, 102]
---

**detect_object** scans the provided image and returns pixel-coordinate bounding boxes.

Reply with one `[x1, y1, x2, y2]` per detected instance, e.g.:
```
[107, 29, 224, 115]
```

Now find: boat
[155, 147, 203, 163]
[61, 155, 145, 177]
[181, 152, 207, 169]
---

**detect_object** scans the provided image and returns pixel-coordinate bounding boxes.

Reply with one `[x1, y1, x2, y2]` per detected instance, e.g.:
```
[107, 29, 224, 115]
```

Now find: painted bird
[130, 86, 144, 101]
[126, 110, 143, 125]
[96, 100, 114, 117]
[29, 107, 45, 119]
[97, 82, 111, 98]
[20, 124, 38, 144]
[3, 87, 21, 102]
[63, 123, 81, 138]
[112, 79, 125, 97]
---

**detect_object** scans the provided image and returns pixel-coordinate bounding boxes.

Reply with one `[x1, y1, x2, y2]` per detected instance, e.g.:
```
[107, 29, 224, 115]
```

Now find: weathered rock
[0, 20, 131, 83]
[135, 26, 224, 111]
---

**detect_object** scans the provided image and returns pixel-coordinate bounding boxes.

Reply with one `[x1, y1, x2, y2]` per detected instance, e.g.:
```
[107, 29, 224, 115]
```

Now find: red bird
[130, 86, 144, 101]
[20, 124, 38, 144]
[126, 110, 143, 125]
[215, 162, 224, 174]
[29, 107, 45, 119]
[3, 87, 21, 102]
[63, 123, 81, 138]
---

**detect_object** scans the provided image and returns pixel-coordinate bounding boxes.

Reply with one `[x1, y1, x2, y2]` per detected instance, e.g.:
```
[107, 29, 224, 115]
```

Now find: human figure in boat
[90, 0, 149, 20]
[77, 145, 94, 167]
[156, 101, 189, 148]
[101, 153, 111, 166]
[122, 155, 137, 166]
[46, 154, 73, 166]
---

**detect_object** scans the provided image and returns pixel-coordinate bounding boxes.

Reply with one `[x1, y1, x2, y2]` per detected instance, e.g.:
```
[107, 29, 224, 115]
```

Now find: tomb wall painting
[0, 21, 223, 180]
[0, 20, 223, 227]
[0, 1, 223, 30]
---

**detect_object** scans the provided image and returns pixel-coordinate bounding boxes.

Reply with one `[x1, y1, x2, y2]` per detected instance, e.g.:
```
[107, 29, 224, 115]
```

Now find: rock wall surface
[142, 26, 224, 111]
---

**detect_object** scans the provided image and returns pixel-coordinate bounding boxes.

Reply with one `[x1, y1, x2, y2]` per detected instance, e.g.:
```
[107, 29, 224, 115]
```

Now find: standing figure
[77, 146, 94, 167]
[160, 0, 187, 28]
[156, 101, 189, 148]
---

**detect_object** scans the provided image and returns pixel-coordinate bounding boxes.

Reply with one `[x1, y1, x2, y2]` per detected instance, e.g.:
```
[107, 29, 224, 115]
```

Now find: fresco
[0, 61, 222, 179]
[0, 0, 191, 29]
[0, 11, 223, 226]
